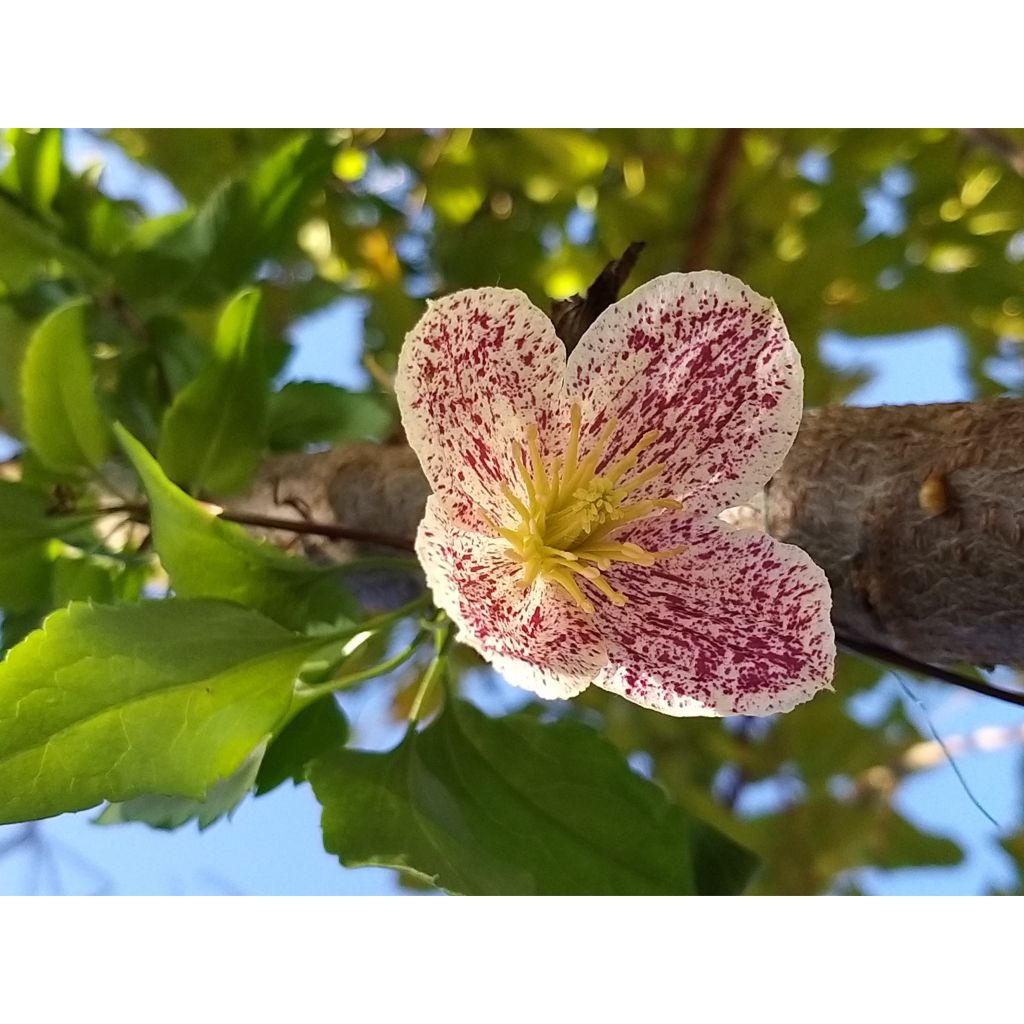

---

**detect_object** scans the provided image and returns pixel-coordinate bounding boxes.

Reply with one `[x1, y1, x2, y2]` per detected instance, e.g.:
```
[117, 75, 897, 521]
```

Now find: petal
[416, 495, 607, 700]
[565, 271, 802, 516]
[591, 513, 834, 716]
[397, 288, 569, 523]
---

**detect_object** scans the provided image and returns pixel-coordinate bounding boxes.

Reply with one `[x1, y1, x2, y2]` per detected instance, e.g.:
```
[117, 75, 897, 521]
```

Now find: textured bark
[231, 397, 1024, 668]
[767, 397, 1024, 665]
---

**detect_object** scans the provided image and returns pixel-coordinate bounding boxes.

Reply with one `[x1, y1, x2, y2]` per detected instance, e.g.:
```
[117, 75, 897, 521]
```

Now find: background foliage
[1, 128, 1023, 894]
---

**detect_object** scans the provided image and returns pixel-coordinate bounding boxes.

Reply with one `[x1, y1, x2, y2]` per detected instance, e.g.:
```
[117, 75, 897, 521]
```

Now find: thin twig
[682, 128, 745, 271]
[93, 502, 417, 553]
[837, 630, 1024, 708]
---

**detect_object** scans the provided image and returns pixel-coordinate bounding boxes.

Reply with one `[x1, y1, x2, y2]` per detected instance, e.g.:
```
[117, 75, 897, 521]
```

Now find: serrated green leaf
[157, 288, 268, 495]
[96, 739, 268, 831]
[310, 700, 699, 895]
[118, 424, 356, 630]
[21, 300, 110, 475]
[255, 698, 349, 795]
[268, 382, 394, 451]
[0, 608, 44, 654]
[0, 599, 323, 825]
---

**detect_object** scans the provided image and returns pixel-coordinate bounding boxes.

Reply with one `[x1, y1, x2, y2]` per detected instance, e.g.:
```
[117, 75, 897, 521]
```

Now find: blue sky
[0, 132, 1020, 895]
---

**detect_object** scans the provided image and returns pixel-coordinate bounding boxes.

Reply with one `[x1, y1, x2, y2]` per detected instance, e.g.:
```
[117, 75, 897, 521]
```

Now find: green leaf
[21, 300, 110, 475]
[690, 822, 759, 896]
[0, 302, 33, 431]
[121, 131, 335, 303]
[96, 740, 269, 831]
[268, 382, 394, 451]
[118, 424, 355, 630]
[0, 608, 44, 654]
[0, 479, 93, 612]
[50, 552, 148, 606]
[157, 288, 268, 495]
[255, 698, 349, 795]
[1, 128, 62, 214]
[310, 700, 699, 895]
[0, 599, 322, 825]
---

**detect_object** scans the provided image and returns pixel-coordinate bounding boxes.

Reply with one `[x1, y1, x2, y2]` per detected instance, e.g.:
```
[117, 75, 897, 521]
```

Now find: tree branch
[682, 128, 745, 271]
[959, 128, 1024, 177]
[837, 631, 1024, 708]
[96, 501, 416, 552]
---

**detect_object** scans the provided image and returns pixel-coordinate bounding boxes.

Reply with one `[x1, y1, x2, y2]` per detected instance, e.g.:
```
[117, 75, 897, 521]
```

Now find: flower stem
[409, 615, 455, 725]
[295, 628, 431, 705]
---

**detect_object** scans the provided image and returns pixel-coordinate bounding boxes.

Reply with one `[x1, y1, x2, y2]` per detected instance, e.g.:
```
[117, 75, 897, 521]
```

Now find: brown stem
[837, 631, 1024, 708]
[682, 128, 745, 271]
[94, 502, 416, 553]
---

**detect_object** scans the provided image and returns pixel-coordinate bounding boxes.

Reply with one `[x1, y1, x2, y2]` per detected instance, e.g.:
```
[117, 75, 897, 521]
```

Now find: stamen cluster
[485, 404, 681, 613]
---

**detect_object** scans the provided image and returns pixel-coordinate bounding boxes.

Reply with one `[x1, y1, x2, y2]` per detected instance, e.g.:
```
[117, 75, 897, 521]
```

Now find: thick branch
[768, 398, 1024, 665]
[231, 397, 1024, 670]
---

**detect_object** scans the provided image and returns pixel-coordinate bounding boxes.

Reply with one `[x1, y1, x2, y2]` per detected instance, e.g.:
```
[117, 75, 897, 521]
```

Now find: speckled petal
[416, 495, 607, 700]
[397, 288, 569, 523]
[591, 512, 835, 716]
[566, 272, 802, 516]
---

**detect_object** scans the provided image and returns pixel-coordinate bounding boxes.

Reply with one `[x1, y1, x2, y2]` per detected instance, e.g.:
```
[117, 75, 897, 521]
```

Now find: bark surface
[231, 397, 1024, 668]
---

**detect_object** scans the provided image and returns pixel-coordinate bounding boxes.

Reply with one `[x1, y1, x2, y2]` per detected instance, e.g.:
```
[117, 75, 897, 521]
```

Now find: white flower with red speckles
[397, 271, 835, 716]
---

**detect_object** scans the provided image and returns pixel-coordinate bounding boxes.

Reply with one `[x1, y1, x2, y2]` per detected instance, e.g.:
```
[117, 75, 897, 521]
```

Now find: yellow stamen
[487, 402, 683, 613]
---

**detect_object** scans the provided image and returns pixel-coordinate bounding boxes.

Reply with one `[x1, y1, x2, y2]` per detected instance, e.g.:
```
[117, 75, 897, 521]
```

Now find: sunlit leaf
[21, 300, 109, 475]
[157, 288, 268, 494]
[119, 424, 356, 630]
[96, 740, 269, 831]
[0, 599, 323, 825]
[120, 131, 335, 303]
[1, 128, 62, 214]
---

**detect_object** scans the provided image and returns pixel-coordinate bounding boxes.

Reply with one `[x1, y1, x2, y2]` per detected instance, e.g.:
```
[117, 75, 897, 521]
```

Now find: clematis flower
[397, 271, 835, 716]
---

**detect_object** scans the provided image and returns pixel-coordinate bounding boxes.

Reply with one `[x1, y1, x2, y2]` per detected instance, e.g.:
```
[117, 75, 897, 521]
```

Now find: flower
[397, 271, 835, 716]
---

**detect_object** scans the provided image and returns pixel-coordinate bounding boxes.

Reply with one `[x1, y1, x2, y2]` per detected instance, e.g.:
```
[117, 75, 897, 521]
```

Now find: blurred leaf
[0, 599, 322, 825]
[255, 698, 349, 795]
[0, 479, 97, 613]
[157, 288, 268, 494]
[21, 300, 109, 475]
[0, 481, 55, 611]
[96, 740, 268, 831]
[50, 552, 148, 606]
[311, 700, 700, 895]
[1, 128, 62, 215]
[268, 381, 393, 450]
[106, 129, 300, 202]
[0, 301, 33, 431]
[119, 424, 356, 630]
[121, 131, 335, 303]
[690, 821, 760, 896]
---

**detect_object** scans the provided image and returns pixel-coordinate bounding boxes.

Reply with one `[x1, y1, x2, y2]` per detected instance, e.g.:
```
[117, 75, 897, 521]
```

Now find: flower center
[488, 404, 682, 614]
